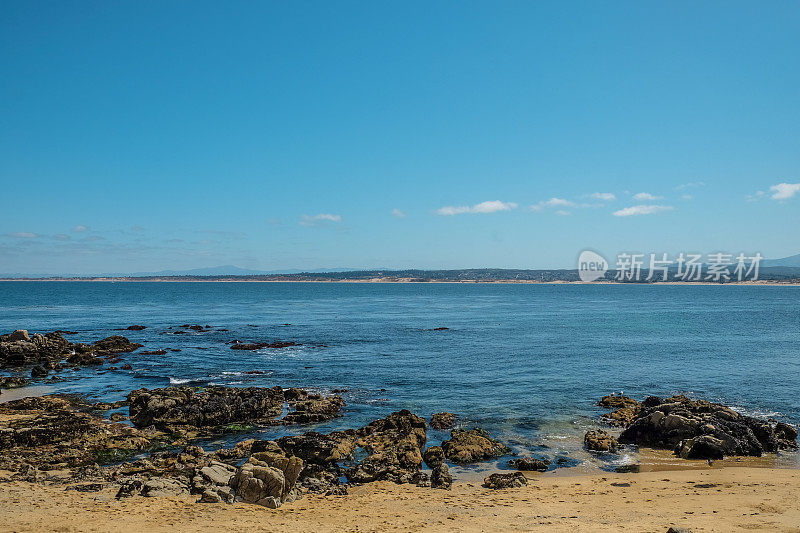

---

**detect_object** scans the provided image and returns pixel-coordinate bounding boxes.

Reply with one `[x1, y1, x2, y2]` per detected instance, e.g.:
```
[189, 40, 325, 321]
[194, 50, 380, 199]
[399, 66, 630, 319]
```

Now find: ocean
[2, 281, 799, 473]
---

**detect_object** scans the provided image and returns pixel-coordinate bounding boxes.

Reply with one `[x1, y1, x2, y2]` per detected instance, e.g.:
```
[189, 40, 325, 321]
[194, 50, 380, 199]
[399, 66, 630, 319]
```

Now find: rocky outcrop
[0, 395, 156, 471]
[232, 443, 304, 508]
[192, 461, 237, 503]
[230, 341, 299, 350]
[127, 386, 285, 434]
[599, 395, 642, 427]
[0, 331, 72, 368]
[0, 376, 28, 389]
[422, 445, 445, 468]
[430, 412, 456, 430]
[347, 410, 427, 484]
[127, 386, 345, 436]
[609, 395, 798, 459]
[282, 388, 345, 424]
[430, 464, 452, 489]
[0, 330, 142, 370]
[483, 472, 527, 489]
[276, 431, 357, 465]
[584, 429, 619, 452]
[441, 428, 511, 464]
[508, 456, 549, 472]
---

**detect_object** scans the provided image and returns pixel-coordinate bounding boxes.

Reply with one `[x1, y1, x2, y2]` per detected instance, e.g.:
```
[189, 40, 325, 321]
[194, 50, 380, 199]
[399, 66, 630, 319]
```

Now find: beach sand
[1, 467, 798, 532]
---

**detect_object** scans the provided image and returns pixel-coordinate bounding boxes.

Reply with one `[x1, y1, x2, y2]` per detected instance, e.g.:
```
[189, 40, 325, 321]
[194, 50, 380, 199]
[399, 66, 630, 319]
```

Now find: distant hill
[763, 253, 800, 268]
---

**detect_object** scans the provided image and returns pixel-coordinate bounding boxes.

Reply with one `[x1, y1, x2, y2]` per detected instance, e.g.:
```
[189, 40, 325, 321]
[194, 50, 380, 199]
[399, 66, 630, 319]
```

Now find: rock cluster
[0, 395, 156, 471]
[584, 429, 619, 452]
[0, 330, 142, 371]
[483, 471, 527, 489]
[598, 394, 798, 460]
[127, 386, 345, 436]
[508, 456, 549, 472]
[347, 410, 427, 484]
[429, 412, 456, 430]
[441, 428, 511, 463]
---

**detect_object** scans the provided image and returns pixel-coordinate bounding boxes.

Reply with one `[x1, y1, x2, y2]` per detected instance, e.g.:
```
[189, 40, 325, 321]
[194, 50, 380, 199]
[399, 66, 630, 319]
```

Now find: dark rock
[430, 412, 456, 430]
[0, 331, 72, 368]
[126, 325, 147, 331]
[277, 430, 357, 465]
[66, 353, 104, 366]
[666, 528, 692, 533]
[127, 386, 285, 432]
[30, 365, 48, 378]
[140, 350, 168, 356]
[441, 428, 511, 464]
[584, 429, 619, 452]
[508, 456, 549, 472]
[121, 364, 133, 370]
[483, 471, 527, 489]
[347, 410, 427, 484]
[423, 445, 445, 468]
[230, 341, 299, 351]
[0, 395, 155, 471]
[91, 336, 143, 356]
[281, 388, 345, 424]
[617, 395, 796, 459]
[430, 464, 452, 489]
[0, 376, 28, 389]
[775, 422, 798, 449]
[8, 330, 30, 342]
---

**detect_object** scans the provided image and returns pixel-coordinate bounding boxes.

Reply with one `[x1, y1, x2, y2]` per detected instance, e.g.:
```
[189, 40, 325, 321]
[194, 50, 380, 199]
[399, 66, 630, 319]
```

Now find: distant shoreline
[1, 277, 799, 286]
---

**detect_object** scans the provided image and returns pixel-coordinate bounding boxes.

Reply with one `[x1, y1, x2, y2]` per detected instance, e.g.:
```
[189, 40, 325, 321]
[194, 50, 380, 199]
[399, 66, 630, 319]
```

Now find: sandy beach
[1, 467, 798, 532]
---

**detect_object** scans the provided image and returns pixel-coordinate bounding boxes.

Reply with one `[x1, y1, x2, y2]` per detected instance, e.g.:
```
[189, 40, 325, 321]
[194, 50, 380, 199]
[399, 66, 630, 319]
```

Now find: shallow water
[1, 281, 799, 470]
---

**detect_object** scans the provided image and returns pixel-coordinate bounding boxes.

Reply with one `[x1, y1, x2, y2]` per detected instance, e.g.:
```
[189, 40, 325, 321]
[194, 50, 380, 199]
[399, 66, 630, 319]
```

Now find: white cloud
[531, 197, 575, 211]
[435, 200, 517, 216]
[769, 182, 800, 200]
[299, 213, 342, 226]
[681, 194, 693, 200]
[589, 192, 616, 201]
[555, 210, 571, 216]
[391, 208, 407, 218]
[632, 192, 663, 201]
[72, 225, 89, 232]
[9, 232, 37, 238]
[613, 205, 674, 217]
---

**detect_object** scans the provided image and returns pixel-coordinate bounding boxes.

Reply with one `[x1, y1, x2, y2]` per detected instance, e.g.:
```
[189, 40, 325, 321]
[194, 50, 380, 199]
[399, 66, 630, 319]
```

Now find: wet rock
[430, 464, 452, 489]
[230, 341, 299, 351]
[423, 445, 445, 468]
[121, 364, 133, 370]
[0, 395, 155, 472]
[127, 386, 285, 432]
[66, 353, 104, 366]
[282, 388, 345, 424]
[8, 330, 30, 342]
[276, 431, 357, 465]
[140, 350, 168, 356]
[0, 331, 72, 368]
[126, 325, 147, 331]
[584, 429, 619, 452]
[508, 456, 549, 472]
[598, 394, 638, 409]
[616, 395, 796, 459]
[347, 410, 427, 484]
[483, 472, 527, 489]
[441, 428, 511, 464]
[775, 422, 798, 449]
[0, 376, 28, 389]
[30, 365, 48, 378]
[91, 336, 143, 356]
[430, 412, 456, 430]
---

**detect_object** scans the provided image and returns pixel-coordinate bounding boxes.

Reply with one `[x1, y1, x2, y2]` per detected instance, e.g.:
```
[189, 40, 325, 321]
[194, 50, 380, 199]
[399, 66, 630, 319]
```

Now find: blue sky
[1, 1, 798, 274]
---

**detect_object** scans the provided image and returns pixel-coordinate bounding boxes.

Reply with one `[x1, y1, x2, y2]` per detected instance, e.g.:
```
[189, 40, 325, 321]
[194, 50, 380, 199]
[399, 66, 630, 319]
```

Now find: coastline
[2, 278, 799, 286]
[2, 466, 798, 532]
